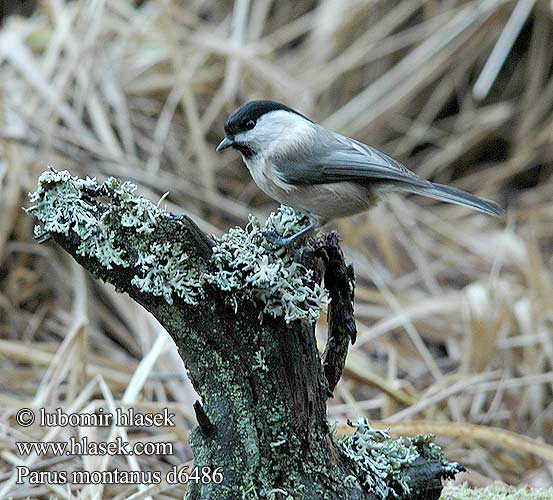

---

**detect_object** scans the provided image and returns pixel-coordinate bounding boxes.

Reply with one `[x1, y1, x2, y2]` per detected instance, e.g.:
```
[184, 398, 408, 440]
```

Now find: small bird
[216, 100, 503, 246]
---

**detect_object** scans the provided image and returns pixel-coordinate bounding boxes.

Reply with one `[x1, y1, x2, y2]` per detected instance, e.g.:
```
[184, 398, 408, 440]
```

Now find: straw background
[0, 0, 552, 498]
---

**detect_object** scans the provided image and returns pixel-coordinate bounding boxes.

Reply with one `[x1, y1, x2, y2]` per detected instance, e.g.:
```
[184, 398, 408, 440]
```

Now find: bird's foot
[262, 229, 288, 247]
[262, 223, 315, 248]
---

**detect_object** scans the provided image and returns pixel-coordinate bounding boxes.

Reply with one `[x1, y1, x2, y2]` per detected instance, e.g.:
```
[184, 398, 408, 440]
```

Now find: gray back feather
[273, 125, 503, 217]
[275, 126, 431, 189]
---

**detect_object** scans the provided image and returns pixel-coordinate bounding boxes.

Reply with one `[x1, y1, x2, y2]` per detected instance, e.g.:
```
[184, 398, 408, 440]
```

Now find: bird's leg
[263, 222, 315, 247]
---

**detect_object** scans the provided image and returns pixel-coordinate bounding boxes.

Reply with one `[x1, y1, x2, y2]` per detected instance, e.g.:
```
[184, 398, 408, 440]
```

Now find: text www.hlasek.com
[15, 407, 224, 486]
[16, 436, 173, 457]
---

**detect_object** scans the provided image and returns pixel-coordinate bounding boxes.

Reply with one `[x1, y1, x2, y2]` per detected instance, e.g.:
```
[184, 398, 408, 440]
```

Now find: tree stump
[25, 169, 463, 500]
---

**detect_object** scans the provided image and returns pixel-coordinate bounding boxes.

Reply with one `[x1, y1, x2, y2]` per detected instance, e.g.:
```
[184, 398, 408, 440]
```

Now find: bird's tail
[404, 182, 504, 217]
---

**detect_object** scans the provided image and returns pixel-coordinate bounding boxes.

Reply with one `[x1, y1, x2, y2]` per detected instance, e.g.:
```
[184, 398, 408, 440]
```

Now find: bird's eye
[245, 120, 255, 130]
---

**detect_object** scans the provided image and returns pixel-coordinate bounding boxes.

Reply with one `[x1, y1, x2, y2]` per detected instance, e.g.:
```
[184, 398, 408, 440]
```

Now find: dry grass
[0, 0, 552, 498]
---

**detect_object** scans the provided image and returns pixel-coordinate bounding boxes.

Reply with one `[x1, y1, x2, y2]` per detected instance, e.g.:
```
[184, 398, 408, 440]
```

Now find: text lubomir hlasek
[39, 407, 175, 427]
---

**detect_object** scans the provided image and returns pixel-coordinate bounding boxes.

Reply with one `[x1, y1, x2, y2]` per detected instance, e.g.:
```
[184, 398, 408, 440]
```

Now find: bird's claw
[262, 229, 289, 247]
[262, 222, 315, 248]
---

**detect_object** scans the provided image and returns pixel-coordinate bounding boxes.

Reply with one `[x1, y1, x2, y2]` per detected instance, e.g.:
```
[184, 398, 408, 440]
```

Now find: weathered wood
[318, 232, 357, 395]
[26, 170, 462, 500]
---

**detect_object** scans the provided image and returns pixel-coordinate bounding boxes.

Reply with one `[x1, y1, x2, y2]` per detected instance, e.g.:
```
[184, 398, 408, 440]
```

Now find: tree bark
[26, 170, 462, 500]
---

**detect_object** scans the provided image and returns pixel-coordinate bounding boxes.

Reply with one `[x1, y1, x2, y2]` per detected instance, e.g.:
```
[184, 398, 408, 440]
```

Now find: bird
[216, 100, 503, 246]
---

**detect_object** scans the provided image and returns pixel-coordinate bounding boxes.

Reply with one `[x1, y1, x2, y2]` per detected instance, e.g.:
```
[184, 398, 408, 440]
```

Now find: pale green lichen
[131, 241, 204, 305]
[33, 224, 45, 239]
[104, 177, 161, 235]
[26, 169, 329, 322]
[440, 485, 553, 500]
[252, 348, 269, 372]
[339, 418, 419, 499]
[26, 169, 129, 270]
[209, 208, 329, 323]
[338, 418, 463, 500]
[77, 228, 129, 269]
[411, 433, 463, 478]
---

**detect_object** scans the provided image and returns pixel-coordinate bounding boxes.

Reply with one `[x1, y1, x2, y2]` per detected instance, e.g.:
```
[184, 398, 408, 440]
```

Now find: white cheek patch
[233, 131, 252, 143]
[257, 111, 315, 153]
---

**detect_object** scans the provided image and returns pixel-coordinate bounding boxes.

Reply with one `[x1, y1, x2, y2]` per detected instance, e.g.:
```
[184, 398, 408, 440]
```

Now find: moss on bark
[25, 169, 463, 500]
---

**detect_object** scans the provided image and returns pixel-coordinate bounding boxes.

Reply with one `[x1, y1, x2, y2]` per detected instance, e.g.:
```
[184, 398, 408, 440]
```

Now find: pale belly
[277, 182, 376, 223]
[245, 158, 375, 224]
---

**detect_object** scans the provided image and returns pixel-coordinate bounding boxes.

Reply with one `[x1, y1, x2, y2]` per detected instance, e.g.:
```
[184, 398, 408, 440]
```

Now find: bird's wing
[275, 128, 504, 217]
[277, 130, 431, 189]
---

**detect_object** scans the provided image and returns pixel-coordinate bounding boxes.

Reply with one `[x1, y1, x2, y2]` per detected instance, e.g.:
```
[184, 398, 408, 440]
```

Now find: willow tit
[216, 100, 503, 246]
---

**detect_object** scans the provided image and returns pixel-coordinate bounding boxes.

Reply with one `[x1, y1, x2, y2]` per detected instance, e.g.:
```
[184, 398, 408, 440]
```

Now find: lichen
[188, 328, 348, 500]
[25, 169, 203, 303]
[338, 418, 419, 499]
[208, 208, 329, 323]
[411, 434, 463, 479]
[131, 241, 204, 305]
[26, 169, 328, 322]
[338, 418, 463, 500]
[440, 485, 553, 500]
[252, 348, 269, 372]
[26, 169, 127, 269]
[104, 176, 161, 235]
